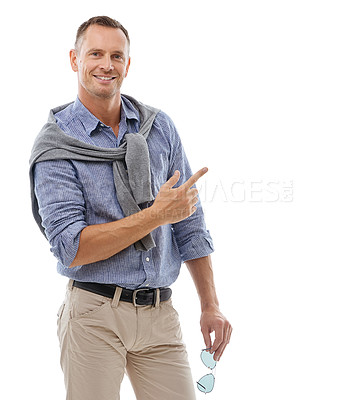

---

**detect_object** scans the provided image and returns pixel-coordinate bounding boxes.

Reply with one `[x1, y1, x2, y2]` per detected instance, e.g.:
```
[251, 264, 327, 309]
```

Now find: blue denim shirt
[33, 95, 214, 289]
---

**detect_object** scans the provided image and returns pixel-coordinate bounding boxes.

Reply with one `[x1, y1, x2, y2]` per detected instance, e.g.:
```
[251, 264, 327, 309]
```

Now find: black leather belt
[72, 280, 172, 307]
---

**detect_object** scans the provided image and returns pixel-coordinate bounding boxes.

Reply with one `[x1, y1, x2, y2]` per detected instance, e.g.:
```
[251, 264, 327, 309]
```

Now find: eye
[91, 52, 100, 57]
[114, 54, 123, 60]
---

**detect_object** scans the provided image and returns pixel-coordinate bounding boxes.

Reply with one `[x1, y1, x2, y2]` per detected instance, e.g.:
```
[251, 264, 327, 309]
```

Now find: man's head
[70, 16, 131, 101]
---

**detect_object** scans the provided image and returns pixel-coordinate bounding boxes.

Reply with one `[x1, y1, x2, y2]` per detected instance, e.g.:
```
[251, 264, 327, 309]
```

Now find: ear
[69, 49, 79, 72]
[124, 57, 131, 78]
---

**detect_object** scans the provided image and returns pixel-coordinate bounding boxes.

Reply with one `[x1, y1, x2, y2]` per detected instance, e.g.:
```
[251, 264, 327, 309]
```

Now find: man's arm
[70, 207, 160, 267]
[70, 168, 207, 267]
[185, 255, 232, 361]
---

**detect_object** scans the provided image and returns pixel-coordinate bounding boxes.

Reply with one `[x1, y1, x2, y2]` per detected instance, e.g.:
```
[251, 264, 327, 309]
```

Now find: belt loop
[67, 279, 74, 291]
[111, 286, 122, 308]
[154, 288, 161, 308]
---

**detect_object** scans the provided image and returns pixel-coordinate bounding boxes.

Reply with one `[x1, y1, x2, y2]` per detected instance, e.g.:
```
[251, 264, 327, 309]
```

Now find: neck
[78, 89, 122, 128]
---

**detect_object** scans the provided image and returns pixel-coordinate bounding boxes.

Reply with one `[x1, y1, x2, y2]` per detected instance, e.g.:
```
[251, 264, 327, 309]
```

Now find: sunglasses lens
[201, 350, 217, 369]
[197, 373, 215, 393]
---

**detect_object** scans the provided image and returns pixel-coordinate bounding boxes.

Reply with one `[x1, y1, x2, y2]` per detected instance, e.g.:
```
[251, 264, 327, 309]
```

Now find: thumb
[163, 170, 180, 189]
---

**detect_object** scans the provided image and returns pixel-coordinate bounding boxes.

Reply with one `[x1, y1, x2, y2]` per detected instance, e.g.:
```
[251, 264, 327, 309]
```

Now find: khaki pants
[57, 280, 196, 400]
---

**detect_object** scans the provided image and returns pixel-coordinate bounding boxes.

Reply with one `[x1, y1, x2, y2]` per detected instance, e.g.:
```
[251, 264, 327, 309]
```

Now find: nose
[100, 54, 114, 71]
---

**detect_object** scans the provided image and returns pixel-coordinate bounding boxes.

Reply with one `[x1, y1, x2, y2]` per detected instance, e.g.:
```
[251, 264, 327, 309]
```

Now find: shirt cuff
[50, 220, 86, 268]
[178, 234, 215, 263]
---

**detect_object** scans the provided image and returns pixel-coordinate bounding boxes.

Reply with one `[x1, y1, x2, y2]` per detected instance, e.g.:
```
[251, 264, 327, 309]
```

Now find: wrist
[143, 204, 165, 228]
[147, 203, 168, 226]
[201, 302, 220, 314]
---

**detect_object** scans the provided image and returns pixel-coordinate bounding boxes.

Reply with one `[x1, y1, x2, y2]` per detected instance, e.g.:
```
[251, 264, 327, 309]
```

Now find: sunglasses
[196, 348, 217, 394]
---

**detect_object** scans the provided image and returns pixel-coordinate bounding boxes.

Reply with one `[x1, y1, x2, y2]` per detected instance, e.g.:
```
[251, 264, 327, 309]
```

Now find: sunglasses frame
[196, 348, 217, 394]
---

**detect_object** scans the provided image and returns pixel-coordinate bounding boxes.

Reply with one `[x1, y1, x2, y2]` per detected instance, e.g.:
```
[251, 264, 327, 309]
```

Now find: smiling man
[29, 16, 231, 400]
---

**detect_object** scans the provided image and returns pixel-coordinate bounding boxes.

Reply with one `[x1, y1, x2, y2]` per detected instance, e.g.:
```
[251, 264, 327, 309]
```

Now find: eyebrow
[87, 48, 125, 55]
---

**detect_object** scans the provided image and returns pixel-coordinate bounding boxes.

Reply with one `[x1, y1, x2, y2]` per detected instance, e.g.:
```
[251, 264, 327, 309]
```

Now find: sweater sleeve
[33, 159, 87, 268]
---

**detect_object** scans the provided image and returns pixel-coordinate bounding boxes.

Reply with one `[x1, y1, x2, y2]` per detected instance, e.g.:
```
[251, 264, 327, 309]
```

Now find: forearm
[69, 167, 207, 268]
[185, 255, 219, 312]
[187, 255, 232, 361]
[69, 207, 161, 268]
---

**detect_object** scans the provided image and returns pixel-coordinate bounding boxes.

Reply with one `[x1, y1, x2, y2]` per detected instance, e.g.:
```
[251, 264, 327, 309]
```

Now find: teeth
[96, 76, 114, 80]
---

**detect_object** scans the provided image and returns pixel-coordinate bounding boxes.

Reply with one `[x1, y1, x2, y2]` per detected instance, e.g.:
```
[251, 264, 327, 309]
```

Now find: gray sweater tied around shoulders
[29, 95, 160, 252]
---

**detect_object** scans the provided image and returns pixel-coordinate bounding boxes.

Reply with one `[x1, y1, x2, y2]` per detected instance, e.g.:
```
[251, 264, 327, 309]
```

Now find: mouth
[93, 75, 117, 82]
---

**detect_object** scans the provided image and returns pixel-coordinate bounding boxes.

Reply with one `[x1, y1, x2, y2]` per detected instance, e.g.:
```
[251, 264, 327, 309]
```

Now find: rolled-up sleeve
[167, 122, 215, 262]
[33, 159, 87, 268]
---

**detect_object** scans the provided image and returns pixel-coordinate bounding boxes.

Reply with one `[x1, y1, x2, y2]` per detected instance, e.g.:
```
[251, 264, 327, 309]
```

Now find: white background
[1, 0, 351, 399]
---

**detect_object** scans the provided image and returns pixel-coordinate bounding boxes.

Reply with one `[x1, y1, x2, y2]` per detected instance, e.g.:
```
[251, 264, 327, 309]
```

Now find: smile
[94, 75, 116, 81]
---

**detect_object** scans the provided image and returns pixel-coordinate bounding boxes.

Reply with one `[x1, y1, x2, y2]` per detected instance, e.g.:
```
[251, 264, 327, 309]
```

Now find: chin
[91, 87, 119, 99]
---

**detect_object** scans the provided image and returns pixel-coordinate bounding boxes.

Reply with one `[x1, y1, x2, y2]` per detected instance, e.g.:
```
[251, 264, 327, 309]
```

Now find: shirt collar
[121, 94, 140, 124]
[71, 95, 140, 137]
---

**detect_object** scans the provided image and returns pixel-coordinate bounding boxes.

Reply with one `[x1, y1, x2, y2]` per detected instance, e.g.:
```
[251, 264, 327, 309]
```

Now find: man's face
[70, 25, 130, 100]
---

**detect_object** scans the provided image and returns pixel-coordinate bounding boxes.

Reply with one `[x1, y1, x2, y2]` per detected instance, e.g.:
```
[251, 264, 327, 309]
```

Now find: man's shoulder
[53, 101, 76, 127]
[154, 109, 176, 129]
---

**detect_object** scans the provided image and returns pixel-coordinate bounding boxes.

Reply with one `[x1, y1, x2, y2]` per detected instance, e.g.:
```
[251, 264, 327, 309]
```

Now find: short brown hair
[75, 16, 130, 53]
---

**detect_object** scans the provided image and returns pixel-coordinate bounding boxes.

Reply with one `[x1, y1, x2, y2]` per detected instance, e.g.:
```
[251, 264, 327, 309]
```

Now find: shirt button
[146, 257, 150, 262]
[145, 283, 150, 287]
[100, 123, 104, 127]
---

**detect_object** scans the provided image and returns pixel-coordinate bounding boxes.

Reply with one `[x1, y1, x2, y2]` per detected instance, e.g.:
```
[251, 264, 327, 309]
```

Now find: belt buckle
[132, 288, 150, 307]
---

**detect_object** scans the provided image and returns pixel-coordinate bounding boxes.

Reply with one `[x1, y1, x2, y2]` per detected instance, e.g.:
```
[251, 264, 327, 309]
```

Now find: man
[29, 16, 232, 400]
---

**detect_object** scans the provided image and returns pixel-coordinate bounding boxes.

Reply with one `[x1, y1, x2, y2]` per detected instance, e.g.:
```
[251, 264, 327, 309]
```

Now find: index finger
[181, 167, 208, 190]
